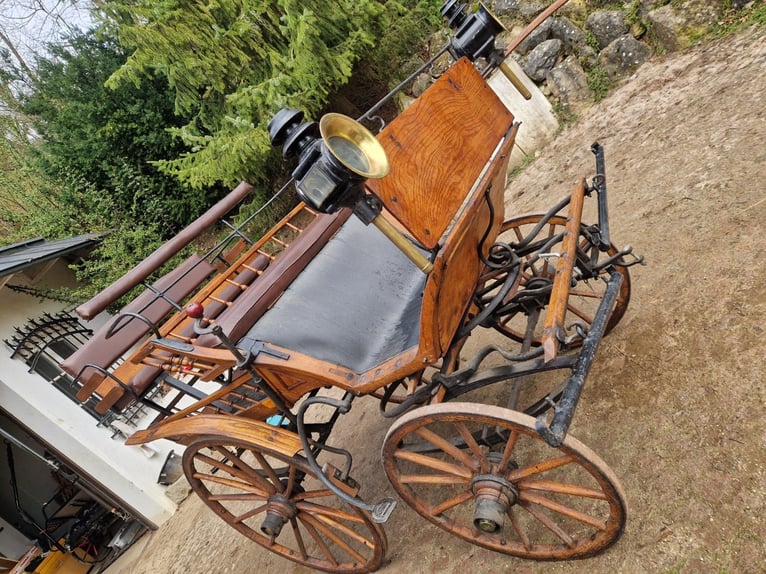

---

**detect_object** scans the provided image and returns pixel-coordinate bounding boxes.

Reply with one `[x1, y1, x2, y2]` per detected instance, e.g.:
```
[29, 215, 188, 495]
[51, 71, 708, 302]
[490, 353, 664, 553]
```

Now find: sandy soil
[105, 26, 766, 574]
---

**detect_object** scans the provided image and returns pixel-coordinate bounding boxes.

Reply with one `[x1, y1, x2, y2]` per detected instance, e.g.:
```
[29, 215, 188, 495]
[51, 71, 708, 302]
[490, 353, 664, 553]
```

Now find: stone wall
[490, 0, 754, 117]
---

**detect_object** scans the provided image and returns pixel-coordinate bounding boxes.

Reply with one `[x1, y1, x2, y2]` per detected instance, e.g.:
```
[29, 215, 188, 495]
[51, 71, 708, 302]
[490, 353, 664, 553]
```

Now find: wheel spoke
[393, 449, 473, 479]
[568, 287, 603, 300]
[298, 515, 340, 566]
[507, 507, 531, 550]
[296, 502, 368, 525]
[430, 489, 474, 516]
[191, 471, 265, 495]
[211, 446, 272, 487]
[519, 500, 575, 547]
[311, 511, 378, 549]
[283, 465, 297, 497]
[398, 473, 470, 485]
[294, 488, 334, 502]
[507, 454, 574, 481]
[208, 492, 266, 502]
[232, 502, 268, 524]
[250, 450, 282, 486]
[518, 479, 608, 500]
[414, 426, 478, 470]
[494, 429, 520, 473]
[290, 518, 309, 561]
[195, 451, 274, 493]
[300, 510, 375, 566]
[565, 302, 595, 324]
[454, 422, 488, 473]
[520, 491, 607, 530]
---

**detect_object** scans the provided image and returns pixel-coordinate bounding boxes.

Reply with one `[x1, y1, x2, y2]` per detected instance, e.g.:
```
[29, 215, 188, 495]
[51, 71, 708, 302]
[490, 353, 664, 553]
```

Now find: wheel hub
[260, 494, 298, 537]
[470, 474, 518, 533]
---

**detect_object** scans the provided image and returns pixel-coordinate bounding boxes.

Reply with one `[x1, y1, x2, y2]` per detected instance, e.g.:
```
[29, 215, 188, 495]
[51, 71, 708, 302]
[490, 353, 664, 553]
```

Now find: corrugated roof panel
[0, 234, 101, 278]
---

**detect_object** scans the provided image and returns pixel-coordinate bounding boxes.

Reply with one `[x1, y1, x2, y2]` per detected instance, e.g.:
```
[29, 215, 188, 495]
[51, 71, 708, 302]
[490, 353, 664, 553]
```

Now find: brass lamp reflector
[319, 113, 389, 180]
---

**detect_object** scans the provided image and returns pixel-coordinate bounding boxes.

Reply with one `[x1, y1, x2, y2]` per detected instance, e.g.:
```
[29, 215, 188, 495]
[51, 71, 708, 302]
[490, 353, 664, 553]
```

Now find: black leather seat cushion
[239, 216, 428, 373]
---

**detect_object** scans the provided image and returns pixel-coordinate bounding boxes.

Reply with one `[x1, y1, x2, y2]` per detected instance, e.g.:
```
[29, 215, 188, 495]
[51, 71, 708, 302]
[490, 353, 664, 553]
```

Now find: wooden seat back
[368, 57, 516, 361]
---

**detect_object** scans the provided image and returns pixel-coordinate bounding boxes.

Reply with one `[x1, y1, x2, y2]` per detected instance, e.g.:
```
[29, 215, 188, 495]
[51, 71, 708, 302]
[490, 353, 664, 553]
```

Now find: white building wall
[0, 265, 178, 528]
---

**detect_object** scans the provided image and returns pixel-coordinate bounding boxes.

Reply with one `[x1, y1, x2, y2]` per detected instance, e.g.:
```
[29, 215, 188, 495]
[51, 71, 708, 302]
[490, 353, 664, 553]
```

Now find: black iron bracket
[535, 269, 624, 447]
[296, 393, 398, 523]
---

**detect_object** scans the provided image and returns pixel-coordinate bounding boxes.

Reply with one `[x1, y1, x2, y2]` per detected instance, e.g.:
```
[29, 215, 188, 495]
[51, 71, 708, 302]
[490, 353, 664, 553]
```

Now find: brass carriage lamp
[269, 109, 433, 273]
[269, 109, 388, 213]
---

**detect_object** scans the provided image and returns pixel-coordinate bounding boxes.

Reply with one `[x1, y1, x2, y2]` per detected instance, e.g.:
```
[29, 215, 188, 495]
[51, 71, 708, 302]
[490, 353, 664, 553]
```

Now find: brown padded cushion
[201, 255, 270, 321]
[125, 254, 271, 398]
[62, 253, 214, 389]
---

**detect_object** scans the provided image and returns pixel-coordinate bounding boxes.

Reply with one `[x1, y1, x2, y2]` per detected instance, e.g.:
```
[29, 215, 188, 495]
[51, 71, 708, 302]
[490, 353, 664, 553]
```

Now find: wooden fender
[125, 414, 303, 458]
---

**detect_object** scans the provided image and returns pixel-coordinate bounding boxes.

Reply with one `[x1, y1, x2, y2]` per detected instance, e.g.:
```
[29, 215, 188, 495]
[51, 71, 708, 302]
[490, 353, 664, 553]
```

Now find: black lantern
[268, 109, 389, 214]
[441, 1, 506, 62]
[269, 108, 433, 273]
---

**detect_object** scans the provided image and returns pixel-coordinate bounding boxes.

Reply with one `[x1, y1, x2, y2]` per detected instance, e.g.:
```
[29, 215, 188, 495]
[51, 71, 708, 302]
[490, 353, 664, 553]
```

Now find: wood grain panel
[125, 414, 303, 456]
[367, 58, 513, 249]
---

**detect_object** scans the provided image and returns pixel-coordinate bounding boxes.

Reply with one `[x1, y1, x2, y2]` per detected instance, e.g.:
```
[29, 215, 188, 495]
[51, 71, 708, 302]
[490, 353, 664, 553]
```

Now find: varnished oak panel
[367, 58, 513, 249]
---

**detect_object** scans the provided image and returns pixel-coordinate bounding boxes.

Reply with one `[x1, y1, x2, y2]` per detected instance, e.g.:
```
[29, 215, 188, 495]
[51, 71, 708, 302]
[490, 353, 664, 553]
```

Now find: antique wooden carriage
[61, 3, 643, 571]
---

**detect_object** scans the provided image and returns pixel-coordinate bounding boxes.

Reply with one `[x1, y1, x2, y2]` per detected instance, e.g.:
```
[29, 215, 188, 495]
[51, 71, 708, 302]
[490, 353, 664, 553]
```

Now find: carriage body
[62, 50, 640, 572]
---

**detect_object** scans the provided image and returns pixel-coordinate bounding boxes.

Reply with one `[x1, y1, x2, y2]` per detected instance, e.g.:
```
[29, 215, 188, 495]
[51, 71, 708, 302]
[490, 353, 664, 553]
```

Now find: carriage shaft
[541, 178, 586, 362]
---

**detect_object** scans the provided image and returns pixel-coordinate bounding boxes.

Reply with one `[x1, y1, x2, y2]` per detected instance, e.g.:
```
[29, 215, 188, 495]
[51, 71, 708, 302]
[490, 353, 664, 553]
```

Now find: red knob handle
[185, 302, 204, 318]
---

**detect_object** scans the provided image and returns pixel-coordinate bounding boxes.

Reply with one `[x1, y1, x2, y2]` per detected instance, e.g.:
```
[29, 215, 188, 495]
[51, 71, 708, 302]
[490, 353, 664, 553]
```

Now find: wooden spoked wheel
[382, 403, 626, 560]
[183, 437, 387, 573]
[477, 214, 631, 346]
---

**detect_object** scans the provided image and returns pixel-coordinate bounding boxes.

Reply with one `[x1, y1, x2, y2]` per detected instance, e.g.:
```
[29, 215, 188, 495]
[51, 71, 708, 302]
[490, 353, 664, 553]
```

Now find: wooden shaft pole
[498, 62, 532, 100]
[541, 177, 585, 362]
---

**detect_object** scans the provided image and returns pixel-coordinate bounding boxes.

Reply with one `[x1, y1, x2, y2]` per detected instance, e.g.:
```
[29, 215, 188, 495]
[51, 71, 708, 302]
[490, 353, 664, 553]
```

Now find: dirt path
[106, 26, 766, 574]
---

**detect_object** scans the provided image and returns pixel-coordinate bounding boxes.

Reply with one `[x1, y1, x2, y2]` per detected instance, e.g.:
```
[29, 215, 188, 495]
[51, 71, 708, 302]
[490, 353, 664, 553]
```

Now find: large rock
[516, 0, 553, 19]
[514, 18, 554, 55]
[646, 6, 685, 52]
[490, 0, 552, 20]
[551, 17, 589, 53]
[557, 0, 588, 23]
[491, 0, 521, 15]
[523, 38, 564, 81]
[647, 1, 727, 52]
[515, 16, 588, 56]
[547, 55, 594, 116]
[586, 10, 630, 50]
[598, 34, 651, 79]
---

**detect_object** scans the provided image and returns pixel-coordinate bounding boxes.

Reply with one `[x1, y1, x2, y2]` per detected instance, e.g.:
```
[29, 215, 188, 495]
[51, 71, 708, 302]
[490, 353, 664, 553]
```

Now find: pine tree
[104, 0, 391, 189]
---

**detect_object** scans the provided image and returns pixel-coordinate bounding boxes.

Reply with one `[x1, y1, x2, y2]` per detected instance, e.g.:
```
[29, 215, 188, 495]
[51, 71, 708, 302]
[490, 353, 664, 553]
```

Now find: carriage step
[371, 498, 398, 524]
